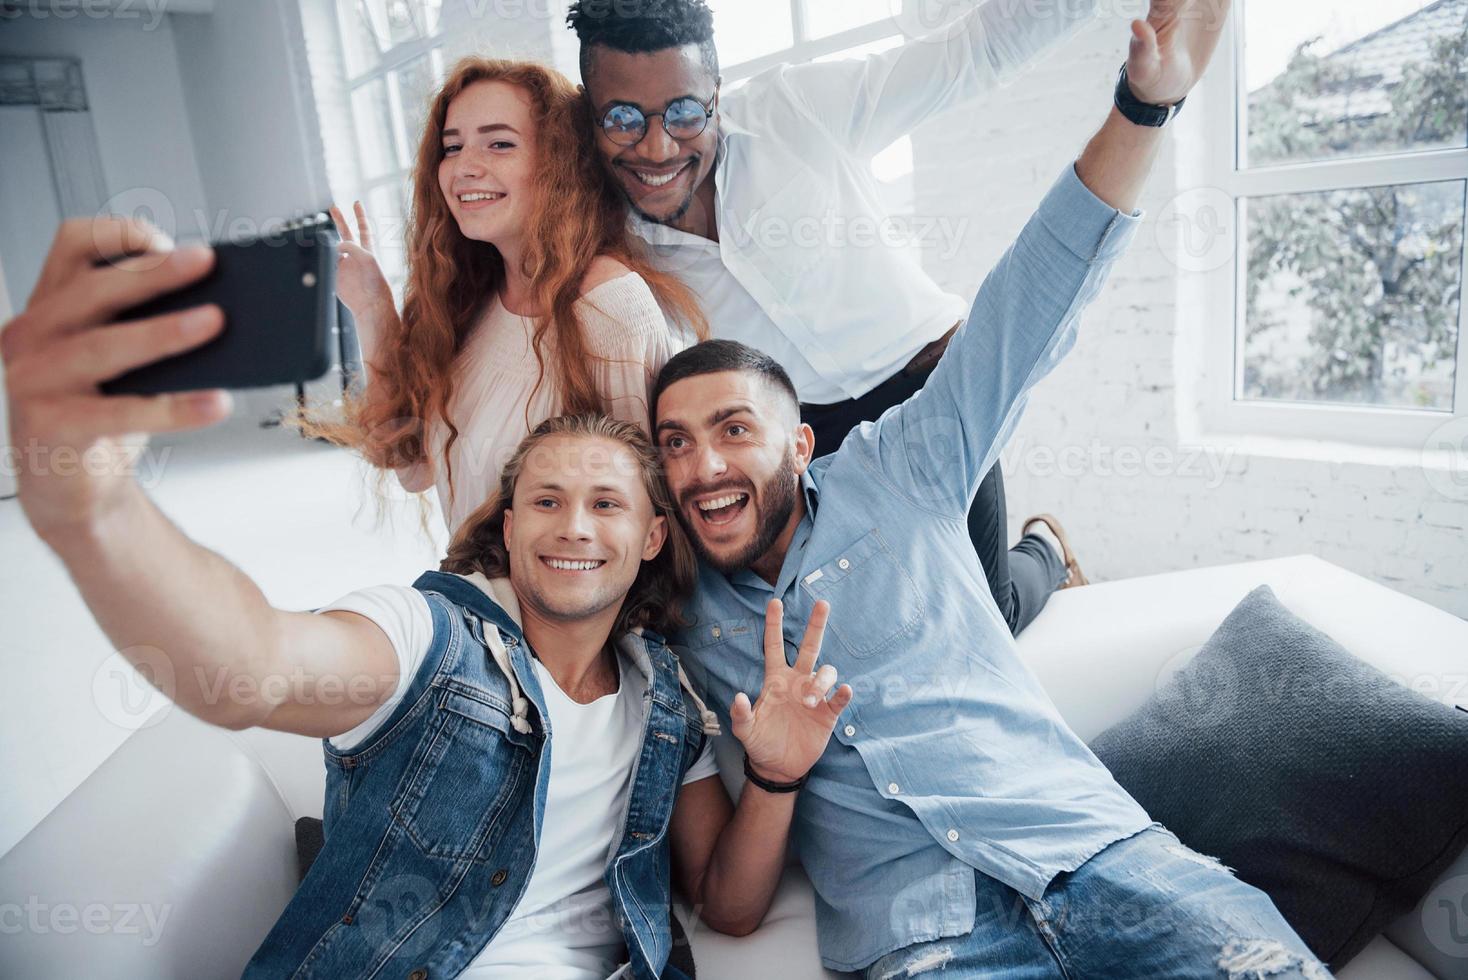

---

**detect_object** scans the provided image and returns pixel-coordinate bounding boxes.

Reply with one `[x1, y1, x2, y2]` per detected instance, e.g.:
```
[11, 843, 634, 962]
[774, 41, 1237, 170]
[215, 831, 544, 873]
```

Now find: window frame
[1198, 3, 1468, 449]
[719, 0, 903, 82]
[331, 0, 446, 290]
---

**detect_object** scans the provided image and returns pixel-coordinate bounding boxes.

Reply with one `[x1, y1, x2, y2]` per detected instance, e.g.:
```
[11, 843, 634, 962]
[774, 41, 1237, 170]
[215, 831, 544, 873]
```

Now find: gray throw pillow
[1090, 585, 1468, 970]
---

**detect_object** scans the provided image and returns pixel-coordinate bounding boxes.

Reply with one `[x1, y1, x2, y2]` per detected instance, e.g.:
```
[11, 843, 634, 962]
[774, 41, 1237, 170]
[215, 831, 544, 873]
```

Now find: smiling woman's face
[437, 80, 537, 249]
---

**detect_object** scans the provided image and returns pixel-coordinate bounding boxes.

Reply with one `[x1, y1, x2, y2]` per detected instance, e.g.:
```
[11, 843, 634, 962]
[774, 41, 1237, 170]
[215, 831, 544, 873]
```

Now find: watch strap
[1114, 63, 1185, 127]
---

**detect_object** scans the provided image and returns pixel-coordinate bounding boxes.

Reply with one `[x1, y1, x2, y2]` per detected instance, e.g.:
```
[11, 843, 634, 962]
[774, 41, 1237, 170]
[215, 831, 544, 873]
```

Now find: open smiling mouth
[626, 160, 693, 190]
[694, 492, 749, 527]
[540, 557, 607, 572]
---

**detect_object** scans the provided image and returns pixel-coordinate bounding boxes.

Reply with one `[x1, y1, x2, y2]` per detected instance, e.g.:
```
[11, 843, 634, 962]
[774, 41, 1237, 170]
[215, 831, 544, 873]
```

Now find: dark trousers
[801, 365, 1067, 636]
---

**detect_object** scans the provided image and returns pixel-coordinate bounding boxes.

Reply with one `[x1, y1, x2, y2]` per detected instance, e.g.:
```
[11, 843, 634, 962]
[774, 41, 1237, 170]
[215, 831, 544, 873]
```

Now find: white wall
[0, 11, 211, 246]
[0, 107, 63, 309]
[910, 12, 1468, 618]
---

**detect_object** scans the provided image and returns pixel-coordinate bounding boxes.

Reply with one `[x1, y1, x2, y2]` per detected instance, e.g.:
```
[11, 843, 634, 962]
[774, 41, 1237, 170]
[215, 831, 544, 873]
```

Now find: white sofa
[3, 555, 1466, 979]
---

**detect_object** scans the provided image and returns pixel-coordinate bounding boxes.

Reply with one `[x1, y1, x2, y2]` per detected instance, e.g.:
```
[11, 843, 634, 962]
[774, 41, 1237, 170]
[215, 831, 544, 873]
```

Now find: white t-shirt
[321, 584, 718, 979]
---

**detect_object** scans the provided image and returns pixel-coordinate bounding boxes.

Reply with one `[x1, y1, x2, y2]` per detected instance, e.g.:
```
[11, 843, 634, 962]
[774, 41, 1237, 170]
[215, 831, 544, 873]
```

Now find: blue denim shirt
[676, 166, 1157, 971]
[244, 572, 706, 980]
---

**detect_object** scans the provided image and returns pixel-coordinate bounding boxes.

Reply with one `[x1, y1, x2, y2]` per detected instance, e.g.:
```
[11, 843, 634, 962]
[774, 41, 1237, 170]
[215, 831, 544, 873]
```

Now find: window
[329, 0, 447, 292]
[709, 0, 902, 79]
[1198, 0, 1468, 447]
[709, 1, 913, 205]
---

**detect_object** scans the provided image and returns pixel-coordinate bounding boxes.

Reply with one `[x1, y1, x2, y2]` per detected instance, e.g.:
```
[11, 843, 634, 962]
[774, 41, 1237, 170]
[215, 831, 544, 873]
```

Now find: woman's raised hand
[329, 201, 395, 323]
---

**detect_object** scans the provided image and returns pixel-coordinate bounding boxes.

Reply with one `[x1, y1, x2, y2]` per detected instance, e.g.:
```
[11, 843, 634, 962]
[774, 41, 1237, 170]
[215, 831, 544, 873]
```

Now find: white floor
[0, 418, 447, 858]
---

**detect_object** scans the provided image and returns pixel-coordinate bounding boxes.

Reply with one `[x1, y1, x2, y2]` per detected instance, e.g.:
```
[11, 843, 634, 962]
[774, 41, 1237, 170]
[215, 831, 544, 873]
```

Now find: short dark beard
[624, 164, 701, 226]
[684, 446, 799, 576]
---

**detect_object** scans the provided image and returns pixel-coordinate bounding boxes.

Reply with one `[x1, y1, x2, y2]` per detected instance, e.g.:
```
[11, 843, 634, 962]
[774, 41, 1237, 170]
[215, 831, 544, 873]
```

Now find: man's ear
[642, 514, 668, 562]
[793, 422, 817, 476]
[502, 508, 514, 549]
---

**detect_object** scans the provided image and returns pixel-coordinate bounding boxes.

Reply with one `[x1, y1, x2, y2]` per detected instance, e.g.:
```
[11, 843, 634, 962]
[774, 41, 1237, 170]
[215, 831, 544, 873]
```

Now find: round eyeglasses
[600, 93, 717, 148]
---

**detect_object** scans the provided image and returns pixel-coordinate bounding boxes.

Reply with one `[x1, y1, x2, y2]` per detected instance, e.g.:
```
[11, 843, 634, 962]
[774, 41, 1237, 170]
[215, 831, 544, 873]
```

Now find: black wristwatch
[1114, 64, 1185, 127]
[743, 754, 809, 794]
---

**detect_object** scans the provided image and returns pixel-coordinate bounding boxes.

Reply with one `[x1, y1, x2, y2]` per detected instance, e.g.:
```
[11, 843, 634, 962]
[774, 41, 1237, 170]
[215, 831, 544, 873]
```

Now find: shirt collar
[799, 467, 821, 516]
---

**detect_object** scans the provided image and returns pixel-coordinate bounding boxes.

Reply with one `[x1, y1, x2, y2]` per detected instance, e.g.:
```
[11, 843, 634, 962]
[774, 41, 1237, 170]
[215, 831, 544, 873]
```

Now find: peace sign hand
[328, 201, 394, 323]
[731, 599, 854, 786]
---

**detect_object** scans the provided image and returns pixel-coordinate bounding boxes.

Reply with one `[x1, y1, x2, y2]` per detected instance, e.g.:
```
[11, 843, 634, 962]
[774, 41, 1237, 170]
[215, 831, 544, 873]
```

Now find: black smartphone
[101, 224, 338, 396]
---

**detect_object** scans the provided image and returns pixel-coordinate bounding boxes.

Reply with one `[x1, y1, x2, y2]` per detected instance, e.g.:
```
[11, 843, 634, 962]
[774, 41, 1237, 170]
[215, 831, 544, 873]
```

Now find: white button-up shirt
[632, 0, 1098, 403]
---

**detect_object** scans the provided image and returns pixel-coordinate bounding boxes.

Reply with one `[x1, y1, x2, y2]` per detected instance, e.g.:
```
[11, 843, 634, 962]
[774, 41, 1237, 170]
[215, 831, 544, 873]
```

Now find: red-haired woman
[322, 57, 707, 529]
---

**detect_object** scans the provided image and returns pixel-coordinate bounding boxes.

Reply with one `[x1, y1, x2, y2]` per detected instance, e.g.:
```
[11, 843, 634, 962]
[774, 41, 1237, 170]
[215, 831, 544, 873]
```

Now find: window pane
[1241, 180, 1464, 411]
[351, 78, 398, 181]
[360, 0, 422, 48]
[337, 0, 382, 77]
[392, 51, 439, 162]
[805, 0, 894, 39]
[708, 0, 794, 67]
[1244, 0, 1468, 167]
[416, 0, 442, 35]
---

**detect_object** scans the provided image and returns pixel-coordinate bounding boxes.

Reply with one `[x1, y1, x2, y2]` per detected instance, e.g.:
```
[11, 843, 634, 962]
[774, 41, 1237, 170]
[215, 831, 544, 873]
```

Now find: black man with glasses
[567, 0, 1099, 640]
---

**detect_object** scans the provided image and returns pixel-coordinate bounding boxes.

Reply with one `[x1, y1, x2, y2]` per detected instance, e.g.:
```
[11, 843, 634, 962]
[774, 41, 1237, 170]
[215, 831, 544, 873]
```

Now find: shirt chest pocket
[800, 528, 926, 660]
[390, 687, 536, 862]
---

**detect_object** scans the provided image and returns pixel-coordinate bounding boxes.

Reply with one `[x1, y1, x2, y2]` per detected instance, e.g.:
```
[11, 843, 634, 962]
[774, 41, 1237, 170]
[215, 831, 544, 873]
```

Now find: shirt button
[888, 782, 900, 795]
[838, 558, 851, 570]
[947, 829, 960, 843]
[490, 869, 508, 887]
[711, 626, 721, 639]
[409, 970, 428, 980]
[843, 725, 856, 737]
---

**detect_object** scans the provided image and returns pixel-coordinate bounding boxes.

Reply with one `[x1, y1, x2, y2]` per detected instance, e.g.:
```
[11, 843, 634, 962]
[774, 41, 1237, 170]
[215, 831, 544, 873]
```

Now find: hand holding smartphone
[101, 222, 338, 395]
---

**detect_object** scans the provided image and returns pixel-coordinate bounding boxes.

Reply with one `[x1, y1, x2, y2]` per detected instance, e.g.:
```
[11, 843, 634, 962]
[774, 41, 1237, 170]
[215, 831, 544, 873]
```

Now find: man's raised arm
[777, 0, 1099, 159]
[2, 218, 399, 734]
[847, 0, 1229, 514]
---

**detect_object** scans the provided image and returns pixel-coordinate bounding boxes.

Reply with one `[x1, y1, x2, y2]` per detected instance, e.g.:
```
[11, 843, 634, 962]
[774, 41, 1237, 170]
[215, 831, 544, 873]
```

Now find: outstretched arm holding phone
[1, 220, 402, 733]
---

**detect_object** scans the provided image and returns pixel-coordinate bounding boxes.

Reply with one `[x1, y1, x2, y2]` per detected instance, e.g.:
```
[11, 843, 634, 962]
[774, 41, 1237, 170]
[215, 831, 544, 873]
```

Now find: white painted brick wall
[910, 14, 1468, 618]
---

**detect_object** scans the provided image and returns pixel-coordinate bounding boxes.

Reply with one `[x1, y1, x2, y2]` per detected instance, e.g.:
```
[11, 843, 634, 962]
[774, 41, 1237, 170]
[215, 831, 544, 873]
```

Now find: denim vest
[242, 571, 709, 980]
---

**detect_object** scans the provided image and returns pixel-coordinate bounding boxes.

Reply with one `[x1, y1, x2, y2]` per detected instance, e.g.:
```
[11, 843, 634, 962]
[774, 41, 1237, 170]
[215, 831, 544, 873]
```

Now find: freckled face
[437, 80, 537, 249]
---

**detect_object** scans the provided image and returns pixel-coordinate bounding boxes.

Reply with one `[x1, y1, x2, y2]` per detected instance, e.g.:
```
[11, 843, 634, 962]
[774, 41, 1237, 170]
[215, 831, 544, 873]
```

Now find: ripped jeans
[865, 826, 1332, 980]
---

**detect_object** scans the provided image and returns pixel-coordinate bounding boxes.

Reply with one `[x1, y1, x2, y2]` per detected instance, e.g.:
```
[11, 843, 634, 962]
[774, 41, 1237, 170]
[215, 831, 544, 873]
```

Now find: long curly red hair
[316, 57, 706, 499]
